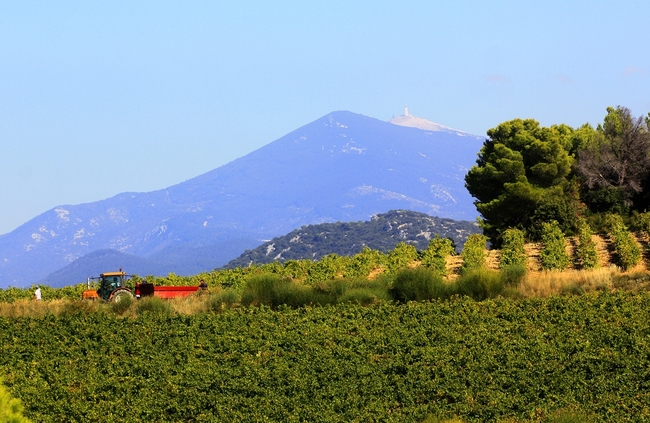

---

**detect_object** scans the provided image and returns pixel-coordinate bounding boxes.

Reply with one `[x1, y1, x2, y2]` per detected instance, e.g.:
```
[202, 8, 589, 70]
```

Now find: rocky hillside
[224, 210, 480, 268]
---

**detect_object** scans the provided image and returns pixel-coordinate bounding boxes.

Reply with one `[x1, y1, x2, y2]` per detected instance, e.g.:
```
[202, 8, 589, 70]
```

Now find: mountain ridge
[225, 210, 481, 269]
[0, 110, 484, 287]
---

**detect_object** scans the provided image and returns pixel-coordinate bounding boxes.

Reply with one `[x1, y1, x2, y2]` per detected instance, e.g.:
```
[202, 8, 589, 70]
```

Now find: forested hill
[224, 210, 480, 268]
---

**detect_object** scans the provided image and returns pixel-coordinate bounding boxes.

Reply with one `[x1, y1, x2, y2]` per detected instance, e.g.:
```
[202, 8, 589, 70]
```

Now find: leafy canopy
[465, 119, 577, 243]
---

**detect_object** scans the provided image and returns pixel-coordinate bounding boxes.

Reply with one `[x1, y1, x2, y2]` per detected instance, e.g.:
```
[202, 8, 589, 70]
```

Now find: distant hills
[225, 210, 480, 269]
[0, 110, 484, 288]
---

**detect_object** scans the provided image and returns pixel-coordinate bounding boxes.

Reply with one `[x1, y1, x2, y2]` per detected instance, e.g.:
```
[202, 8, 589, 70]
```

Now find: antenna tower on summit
[405, 106, 410, 117]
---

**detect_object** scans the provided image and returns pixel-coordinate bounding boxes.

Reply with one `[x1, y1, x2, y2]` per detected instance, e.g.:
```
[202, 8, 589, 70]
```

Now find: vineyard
[2, 293, 650, 422]
[2, 224, 650, 421]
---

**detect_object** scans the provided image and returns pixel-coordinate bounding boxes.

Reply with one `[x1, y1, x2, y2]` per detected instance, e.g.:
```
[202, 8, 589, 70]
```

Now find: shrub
[111, 295, 134, 315]
[453, 268, 504, 300]
[540, 220, 570, 270]
[385, 242, 419, 273]
[606, 214, 641, 270]
[209, 289, 241, 312]
[135, 296, 173, 315]
[500, 264, 527, 287]
[574, 219, 598, 269]
[240, 274, 313, 308]
[420, 236, 455, 276]
[499, 228, 527, 268]
[389, 268, 448, 302]
[343, 247, 386, 278]
[338, 286, 389, 305]
[460, 234, 488, 274]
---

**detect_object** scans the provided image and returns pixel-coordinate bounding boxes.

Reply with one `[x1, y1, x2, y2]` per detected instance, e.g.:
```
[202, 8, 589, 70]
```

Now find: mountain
[390, 106, 469, 135]
[39, 238, 261, 288]
[0, 110, 484, 288]
[225, 210, 481, 269]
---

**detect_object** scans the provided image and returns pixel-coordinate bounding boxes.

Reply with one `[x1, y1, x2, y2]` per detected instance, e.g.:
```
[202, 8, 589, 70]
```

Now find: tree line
[465, 106, 650, 244]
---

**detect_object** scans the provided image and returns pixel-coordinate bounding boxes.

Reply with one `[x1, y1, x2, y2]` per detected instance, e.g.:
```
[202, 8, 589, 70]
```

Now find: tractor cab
[97, 271, 126, 301]
[82, 269, 134, 302]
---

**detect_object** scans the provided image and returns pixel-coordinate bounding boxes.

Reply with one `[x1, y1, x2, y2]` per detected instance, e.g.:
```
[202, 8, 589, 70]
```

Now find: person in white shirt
[34, 287, 42, 301]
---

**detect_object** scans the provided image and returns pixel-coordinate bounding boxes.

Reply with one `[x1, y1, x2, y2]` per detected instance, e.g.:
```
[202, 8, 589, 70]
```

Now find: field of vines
[2, 221, 650, 421]
[1, 293, 650, 422]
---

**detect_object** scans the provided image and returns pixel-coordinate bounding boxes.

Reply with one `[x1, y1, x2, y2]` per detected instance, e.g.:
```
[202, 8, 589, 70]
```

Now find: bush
[338, 286, 389, 305]
[385, 242, 419, 273]
[574, 219, 598, 269]
[240, 274, 313, 308]
[453, 268, 504, 300]
[606, 214, 641, 270]
[499, 228, 527, 268]
[343, 247, 386, 278]
[389, 268, 448, 302]
[209, 289, 241, 312]
[111, 295, 134, 315]
[500, 264, 527, 287]
[460, 234, 488, 274]
[420, 236, 455, 276]
[540, 221, 570, 270]
[135, 296, 173, 315]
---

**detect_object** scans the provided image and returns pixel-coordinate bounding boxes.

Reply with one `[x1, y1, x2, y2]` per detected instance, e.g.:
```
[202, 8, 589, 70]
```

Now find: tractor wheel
[111, 289, 133, 303]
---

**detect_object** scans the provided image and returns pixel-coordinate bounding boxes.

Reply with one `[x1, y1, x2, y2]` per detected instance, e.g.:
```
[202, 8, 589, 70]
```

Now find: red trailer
[82, 270, 204, 302]
[135, 283, 200, 299]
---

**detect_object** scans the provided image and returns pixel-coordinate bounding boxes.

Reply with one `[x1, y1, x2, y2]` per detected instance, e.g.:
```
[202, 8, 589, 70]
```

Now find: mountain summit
[0, 111, 484, 287]
[390, 107, 469, 135]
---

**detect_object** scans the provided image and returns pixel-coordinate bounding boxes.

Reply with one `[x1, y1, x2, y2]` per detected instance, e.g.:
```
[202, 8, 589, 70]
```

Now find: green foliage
[389, 268, 449, 302]
[341, 247, 386, 278]
[465, 118, 578, 244]
[540, 221, 570, 270]
[454, 268, 504, 300]
[500, 264, 527, 287]
[240, 274, 305, 308]
[576, 106, 650, 214]
[135, 296, 173, 315]
[499, 228, 527, 268]
[0, 380, 31, 423]
[209, 289, 241, 312]
[420, 236, 455, 275]
[605, 214, 641, 270]
[110, 295, 133, 315]
[226, 210, 480, 268]
[4, 294, 648, 421]
[546, 407, 595, 423]
[574, 219, 598, 270]
[385, 242, 418, 273]
[460, 234, 488, 273]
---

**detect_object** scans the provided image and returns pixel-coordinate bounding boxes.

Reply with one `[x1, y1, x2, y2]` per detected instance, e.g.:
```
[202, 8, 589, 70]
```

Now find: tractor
[82, 269, 134, 302]
[82, 269, 202, 302]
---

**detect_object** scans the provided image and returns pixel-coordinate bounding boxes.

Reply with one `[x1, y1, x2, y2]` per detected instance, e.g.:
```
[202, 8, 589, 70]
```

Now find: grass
[517, 267, 613, 298]
[5, 266, 650, 318]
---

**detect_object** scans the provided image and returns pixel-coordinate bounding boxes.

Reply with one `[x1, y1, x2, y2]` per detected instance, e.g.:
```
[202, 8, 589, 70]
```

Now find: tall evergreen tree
[465, 119, 578, 244]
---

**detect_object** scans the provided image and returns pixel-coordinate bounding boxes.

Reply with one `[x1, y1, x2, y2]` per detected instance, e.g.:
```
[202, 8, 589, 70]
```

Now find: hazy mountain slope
[0, 111, 484, 287]
[38, 237, 262, 288]
[225, 210, 481, 268]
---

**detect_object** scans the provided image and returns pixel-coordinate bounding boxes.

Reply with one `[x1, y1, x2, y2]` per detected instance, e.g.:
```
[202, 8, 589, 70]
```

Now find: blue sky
[1, 1, 649, 235]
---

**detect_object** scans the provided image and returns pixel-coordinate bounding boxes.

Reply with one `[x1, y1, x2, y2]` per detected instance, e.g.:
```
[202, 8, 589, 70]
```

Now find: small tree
[499, 228, 527, 268]
[606, 214, 641, 270]
[574, 219, 598, 269]
[461, 234, 488, 274]
[420, 236, 455, 276]
[540, 220, 570, 270]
